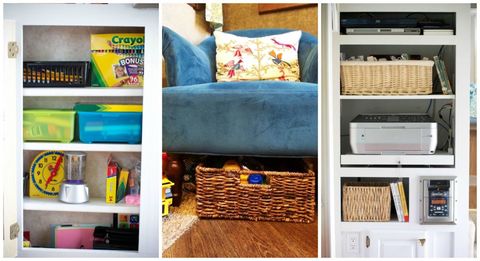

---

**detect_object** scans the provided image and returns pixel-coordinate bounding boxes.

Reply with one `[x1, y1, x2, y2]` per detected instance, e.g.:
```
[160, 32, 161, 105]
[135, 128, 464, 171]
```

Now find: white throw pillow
[214, 30, 301, 82]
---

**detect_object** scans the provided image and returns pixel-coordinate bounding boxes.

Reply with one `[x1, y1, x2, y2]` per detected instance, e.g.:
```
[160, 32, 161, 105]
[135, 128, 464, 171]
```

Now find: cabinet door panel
[368, 231, 427, 258]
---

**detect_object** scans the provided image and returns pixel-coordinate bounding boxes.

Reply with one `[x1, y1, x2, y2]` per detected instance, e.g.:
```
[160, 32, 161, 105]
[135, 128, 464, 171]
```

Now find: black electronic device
[421, 177, 455, 224]
[340, 12, 456, 35]
[340, 18, 418, 28]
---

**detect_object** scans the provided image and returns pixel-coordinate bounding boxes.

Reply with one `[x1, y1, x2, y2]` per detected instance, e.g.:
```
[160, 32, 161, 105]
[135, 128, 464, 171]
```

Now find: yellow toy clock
[29, 151, 65, 198]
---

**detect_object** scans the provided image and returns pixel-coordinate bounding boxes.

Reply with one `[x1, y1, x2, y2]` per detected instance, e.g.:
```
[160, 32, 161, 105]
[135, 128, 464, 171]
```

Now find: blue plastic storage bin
[77, 111, 142, 144]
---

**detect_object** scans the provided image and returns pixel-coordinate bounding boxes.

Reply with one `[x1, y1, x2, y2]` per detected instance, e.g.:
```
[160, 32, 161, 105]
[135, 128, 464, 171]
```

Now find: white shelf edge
[23, 87, 143, 97]
[23, 142, 141, 152]
[340, 95, 456, 100]
[340, 152, 454, 166]
[23, 197, 140, 214]
[19, 247, 140, 258]
[337, 35, 457, 45]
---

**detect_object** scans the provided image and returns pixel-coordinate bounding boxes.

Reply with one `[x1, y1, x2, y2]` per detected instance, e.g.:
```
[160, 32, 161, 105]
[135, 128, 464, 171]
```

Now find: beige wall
[162, 4, 210, 45]
[162, 4, 210, 86]
[223, 4, 318, 36]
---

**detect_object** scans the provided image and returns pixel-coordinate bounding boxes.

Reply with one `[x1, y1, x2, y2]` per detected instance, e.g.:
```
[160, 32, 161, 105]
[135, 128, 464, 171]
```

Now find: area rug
[162, 192, 198, 252]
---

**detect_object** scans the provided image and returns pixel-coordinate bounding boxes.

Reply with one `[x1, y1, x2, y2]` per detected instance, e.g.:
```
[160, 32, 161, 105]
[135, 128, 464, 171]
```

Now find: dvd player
[350, 114, 437, 155]
[346, 28, 421, 35]
[341, 18, 418, 28]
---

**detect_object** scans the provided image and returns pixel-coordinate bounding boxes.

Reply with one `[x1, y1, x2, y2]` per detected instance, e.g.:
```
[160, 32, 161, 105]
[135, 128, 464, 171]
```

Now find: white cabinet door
[2, 19, 19, 258]
[367, 231, 427, 258]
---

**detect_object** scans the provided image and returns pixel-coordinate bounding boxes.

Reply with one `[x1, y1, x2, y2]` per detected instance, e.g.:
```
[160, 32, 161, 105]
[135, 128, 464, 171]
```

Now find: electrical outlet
[346, 232, 360, 254]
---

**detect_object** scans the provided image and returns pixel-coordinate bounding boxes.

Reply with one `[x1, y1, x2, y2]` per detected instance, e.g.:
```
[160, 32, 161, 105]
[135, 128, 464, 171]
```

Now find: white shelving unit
[4, 4, 160, 257]
[328, 4, 472, 258]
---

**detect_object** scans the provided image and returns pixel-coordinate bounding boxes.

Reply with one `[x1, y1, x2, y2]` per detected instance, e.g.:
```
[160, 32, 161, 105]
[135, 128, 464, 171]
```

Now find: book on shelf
[397, 181, 409, 222]
[433, 56, 453, 95]
[390, 182, 404, 222]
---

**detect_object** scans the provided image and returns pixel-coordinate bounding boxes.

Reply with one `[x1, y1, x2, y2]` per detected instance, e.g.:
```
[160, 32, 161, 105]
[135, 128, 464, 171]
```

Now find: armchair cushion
[163, 81, 317, 156]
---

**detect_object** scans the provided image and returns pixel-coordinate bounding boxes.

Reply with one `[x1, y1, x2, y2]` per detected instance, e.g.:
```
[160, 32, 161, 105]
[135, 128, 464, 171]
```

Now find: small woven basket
[341, 60, 434, 95]
[196, 164, 316, 223]
[342, 182, 391, 222]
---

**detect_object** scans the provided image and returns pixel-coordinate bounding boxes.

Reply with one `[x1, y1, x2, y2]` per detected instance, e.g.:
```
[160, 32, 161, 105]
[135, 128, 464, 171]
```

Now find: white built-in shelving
[328, 3, 472, 258]
[4, 3, 159, 257]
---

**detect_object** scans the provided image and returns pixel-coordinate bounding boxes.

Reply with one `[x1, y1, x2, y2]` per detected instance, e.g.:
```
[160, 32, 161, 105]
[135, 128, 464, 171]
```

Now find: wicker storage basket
[196, 164, 316, 223]
[342, 182, 391, 222]
[341, 60, 434, 95]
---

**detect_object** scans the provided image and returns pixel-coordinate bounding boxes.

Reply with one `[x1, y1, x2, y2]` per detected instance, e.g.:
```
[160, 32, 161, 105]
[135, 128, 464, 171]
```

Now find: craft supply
[23, 109, 75, 143]
[75, 104, 142, 144]
[125, 161, 141, 206]
[29, 151, 65, 198]
[106, 158, 118, 203]
[116, 169, 129, 202]
[23, 61, 90, 87]
[54, 225, 95, 249]
[73, 104, 142, 112]
[91, 33, 144, 87]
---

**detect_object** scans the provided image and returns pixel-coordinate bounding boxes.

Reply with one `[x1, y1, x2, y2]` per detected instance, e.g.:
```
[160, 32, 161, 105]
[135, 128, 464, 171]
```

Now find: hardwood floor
[163, 216, 318, 258]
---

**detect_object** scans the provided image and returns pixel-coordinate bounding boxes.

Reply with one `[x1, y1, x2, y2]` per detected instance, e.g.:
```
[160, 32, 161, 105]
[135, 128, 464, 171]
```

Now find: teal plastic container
[23, 109, 76, 142]
[77, 111, 142, 144]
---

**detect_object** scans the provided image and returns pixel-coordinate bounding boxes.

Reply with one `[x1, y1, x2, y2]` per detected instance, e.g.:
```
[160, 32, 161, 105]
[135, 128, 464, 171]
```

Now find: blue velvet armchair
[162, 27, 318, 157]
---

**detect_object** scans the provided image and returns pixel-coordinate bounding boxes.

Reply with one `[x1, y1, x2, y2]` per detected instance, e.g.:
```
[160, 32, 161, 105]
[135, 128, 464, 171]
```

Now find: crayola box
[90, 33, 144, 87]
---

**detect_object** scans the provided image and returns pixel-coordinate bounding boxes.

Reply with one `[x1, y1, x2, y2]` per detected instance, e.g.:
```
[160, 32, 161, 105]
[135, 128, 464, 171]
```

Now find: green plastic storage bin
[23, 109, 76, 142]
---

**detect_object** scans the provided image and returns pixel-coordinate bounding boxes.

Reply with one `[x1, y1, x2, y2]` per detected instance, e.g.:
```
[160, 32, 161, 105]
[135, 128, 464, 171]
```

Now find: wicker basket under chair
[342, 182, 391, 222]
[196, 164, 316, 223]
[341, 60, 434, 95]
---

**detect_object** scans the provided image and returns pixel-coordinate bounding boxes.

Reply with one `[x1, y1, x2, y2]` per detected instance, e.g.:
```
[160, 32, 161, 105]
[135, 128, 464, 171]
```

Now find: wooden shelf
[23, 142, 141, 152]
[341, 151, 454, 166]
[337, 34, 457, 46]
[23, 87, 143, 97]
[23, 197, 139, 214]
[340, 95, 456, 100]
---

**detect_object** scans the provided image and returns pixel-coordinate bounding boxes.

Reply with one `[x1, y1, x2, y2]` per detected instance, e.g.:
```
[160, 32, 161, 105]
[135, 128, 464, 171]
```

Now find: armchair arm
[162, 27, 214, 86]
[299, 43, 318, 84]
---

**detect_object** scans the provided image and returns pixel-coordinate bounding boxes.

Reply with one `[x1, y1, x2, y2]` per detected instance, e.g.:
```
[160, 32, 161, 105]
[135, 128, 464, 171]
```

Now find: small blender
[59, 151, 89, 203]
